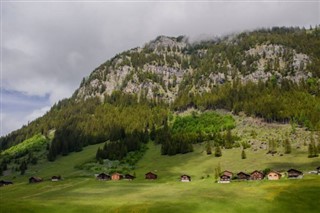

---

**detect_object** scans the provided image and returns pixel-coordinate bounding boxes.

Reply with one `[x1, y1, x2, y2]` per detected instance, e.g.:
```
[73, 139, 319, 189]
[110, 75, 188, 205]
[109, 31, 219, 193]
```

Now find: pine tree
[308, 143, 314, 158]
[206, 141, 212, 155]
[214, 145, 222, 157]
[19, 161, 27, 175]
[284, 139, 291, 154]
[308, 132, 319, 158]
[241, 149, 246, 159]
[214, 163, 221, 181]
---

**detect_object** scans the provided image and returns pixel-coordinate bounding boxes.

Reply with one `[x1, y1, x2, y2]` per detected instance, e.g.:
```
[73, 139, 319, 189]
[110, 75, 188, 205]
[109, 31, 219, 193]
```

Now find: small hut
[51, 175, 61, 182]
[221, 170, 233, 179]
[267, 171, 282, 180]
[97, 173, 111, 181]
[123, 174, 135, 180]
[180, 175, 191, 182]
[145, 172, 157, 180]
[287, 169, 303, 179]
[237, 172, 250, 180]
[250, 170, 264, 180]
[0, 180, 13, 187]
[111, 173, 123, 181]
[29, 176, 42, 183]
[219, 174, 231, 183]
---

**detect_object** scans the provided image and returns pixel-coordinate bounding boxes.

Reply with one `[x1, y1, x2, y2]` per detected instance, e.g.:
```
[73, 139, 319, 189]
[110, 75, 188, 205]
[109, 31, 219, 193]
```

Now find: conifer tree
[241, 149, 246, 159]
[284, 139, 292, 154]
[214, 145, 222, 157]
[206, 141, 212, 155]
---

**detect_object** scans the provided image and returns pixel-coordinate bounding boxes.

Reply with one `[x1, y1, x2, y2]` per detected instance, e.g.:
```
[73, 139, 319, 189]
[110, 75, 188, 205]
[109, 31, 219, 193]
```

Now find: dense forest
[1, 26, 320, 166]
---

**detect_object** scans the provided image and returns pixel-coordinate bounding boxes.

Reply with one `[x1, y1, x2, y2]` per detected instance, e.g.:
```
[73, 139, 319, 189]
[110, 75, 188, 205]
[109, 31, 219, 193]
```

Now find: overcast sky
[1, 0, 319, 136]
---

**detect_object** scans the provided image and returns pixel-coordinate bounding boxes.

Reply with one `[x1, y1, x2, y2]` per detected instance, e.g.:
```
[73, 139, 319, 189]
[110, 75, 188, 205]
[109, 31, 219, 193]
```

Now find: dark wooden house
[219, 174, 231, 183]
[237, 172, 250, 180]
[267, 171, 282, 180]
[111, 173, 123, 181]
[97, 173, 111, 181]
[0, 180, 13, 187]
[180, 174, 191, 182]
[124, 174, 135, 180]
[221, 170, 233, 179]
[51, 175, 61, 182]
[250, 170, 264, 180]
[29, 176, 43, 183]
[145, 172, 157, 180]
[287, 169, 303, 179]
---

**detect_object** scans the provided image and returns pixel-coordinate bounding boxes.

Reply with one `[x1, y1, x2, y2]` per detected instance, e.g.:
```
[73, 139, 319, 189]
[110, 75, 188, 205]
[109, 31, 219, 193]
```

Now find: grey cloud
[2, 1, 319, 135]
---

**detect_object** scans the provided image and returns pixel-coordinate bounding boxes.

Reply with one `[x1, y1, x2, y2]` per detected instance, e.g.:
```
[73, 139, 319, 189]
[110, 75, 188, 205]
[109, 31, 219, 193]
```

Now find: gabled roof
[221, 170, 233, 176]
[250, 170, 264, 175]
[237, 172, 250, 176]
[145, 172, 156, 175]
[268, 170, 282, 176]
[124, 174, 135, 179]
[112, 172, 122, 176]
[287, 169, 303, 174]
[181, 174, 191, 178]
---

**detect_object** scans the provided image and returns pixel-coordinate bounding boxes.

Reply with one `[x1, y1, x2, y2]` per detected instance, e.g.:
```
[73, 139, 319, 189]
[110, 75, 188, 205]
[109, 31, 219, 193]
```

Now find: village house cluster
[218, 168, 305, 183]
[0, 167, 319, 187]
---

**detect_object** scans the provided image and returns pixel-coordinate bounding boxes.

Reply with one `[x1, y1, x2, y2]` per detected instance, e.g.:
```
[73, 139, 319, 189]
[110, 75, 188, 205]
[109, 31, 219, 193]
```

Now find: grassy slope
[1, 114, 320, 213]
[1, 142, 320, 213]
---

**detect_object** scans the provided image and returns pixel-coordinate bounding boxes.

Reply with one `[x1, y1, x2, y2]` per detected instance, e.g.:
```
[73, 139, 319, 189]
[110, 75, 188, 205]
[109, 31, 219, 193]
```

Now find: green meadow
[1, 141, 320, 213]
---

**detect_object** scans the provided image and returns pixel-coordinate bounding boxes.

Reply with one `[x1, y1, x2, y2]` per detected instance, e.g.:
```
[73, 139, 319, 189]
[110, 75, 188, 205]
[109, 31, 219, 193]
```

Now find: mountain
[74, 30, 316, 103]
[1, 26, 320, 168]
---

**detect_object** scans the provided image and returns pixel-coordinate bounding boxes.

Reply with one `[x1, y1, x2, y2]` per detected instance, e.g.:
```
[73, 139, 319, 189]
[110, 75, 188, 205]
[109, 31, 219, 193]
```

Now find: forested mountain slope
[1, 26, 320, 167]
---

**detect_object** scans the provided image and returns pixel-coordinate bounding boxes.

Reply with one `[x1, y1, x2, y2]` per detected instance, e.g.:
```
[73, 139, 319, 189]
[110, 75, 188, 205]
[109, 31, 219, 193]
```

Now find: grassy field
[1, 114, 320, 213]
[1, 142, 320, 213]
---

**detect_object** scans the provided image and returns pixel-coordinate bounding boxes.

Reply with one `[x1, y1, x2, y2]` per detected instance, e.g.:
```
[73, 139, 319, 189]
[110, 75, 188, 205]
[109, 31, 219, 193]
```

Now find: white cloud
[25, 106, 51, 123]
[2, 1, 319, 135]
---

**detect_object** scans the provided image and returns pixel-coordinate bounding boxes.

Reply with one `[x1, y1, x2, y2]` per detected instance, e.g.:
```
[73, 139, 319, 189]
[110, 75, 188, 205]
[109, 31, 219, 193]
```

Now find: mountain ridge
[74, 28, 317, 103]
[1, 26, 320, 156]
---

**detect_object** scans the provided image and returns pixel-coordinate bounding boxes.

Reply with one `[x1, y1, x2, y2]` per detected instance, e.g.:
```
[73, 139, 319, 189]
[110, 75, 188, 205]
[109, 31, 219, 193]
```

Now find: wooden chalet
[221, 170, 233, 179]
[250, 170, 264, 180]
[123, 174, 135, 180]
[219, 174, 231, 183]
[51, 175, 61, 182]
[111, 173, 123, 181]
[267, 171, 282, 180]
[180, 174, 191, 182]
[29, 176, 43, 183]
[237, 172, 250, 180]
[0, 180, 13, 187]
[145, 172, 157, 180]
[287, 169, 303, 179]
[97, 173, 111, 181]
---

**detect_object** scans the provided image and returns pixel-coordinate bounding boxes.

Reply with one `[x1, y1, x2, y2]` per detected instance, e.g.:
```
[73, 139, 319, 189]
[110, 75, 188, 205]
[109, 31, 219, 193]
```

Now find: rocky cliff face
[74, 34, 312, 102]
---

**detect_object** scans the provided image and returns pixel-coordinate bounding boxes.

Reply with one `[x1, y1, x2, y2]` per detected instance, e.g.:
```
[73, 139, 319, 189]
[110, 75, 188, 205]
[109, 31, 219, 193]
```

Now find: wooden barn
[221, 170, 233, 179]
[29, 177, 43, 183]
[250, 170, 264, 180]
[219, 174, 231, 183]
[237, 172, 250, 180]
[111, 173, 123, 181]
[145, 172, 157, 180]
[0, 180, 13, 187]
[287, 169, 303, 179]
[180, 174, 191, 182]
[267, 171, 282, 180]
[51, 175, 61, 182]
[97, 173, 111, 181]
[123, 174, 135, 180]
